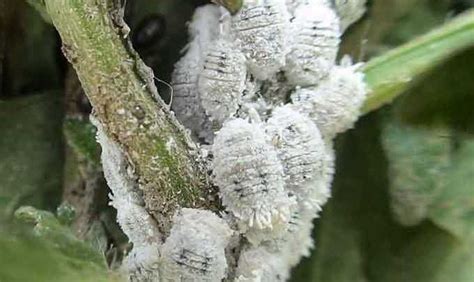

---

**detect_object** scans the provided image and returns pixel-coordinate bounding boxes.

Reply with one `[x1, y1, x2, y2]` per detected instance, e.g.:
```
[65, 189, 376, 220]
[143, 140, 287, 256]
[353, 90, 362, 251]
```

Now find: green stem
[362, 10, 474, 114]
[43, 0, 214, 232]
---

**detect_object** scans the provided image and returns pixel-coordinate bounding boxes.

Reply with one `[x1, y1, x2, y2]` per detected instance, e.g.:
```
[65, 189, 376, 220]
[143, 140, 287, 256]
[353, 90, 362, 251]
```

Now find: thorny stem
[43, 0, 216, 233]
[362, 10, 474, 114]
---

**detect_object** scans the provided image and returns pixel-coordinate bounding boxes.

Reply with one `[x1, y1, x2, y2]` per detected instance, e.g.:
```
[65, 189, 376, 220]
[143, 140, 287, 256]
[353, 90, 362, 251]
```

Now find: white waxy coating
[334, 0, 367, 32]
[159, 208, 233, 282]
[198, 38, 247, 124]
[93, 118, 162, 281]
[212, 118, 295, 231]
[266, 105, 332, 211]
[235, 246, 290, 282]
[231, 0, 290, 80]
[292, 58, 367, 140]
[285, 1, 341, 86]
[171, 5, 221, 143]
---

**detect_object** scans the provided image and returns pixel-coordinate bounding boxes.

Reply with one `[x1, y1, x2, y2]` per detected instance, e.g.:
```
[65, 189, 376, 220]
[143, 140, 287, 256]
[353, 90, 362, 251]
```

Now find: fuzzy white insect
[231, 0, 290, 80]
[212, 118, 295, 231]
[171, 5, 221, 143]
[285, 0, 341, 86]
[235, 246, 290, 282]
[159, 208, 233, 282]
[198, 38, 247, 124]
[264, 208, 318, 269]
[334, 0, 367, 32]
[266, 105, 333, 211]
[291, 57, 367, 140]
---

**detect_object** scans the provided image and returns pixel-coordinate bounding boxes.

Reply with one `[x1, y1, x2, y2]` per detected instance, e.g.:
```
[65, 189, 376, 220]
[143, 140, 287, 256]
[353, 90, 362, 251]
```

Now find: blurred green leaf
[429, 137, 474, 239]
[381, 120, 452, 226]
[0, 227, 118, 282]
[0, 92, 64, 214]
[14, 206, 107, 267]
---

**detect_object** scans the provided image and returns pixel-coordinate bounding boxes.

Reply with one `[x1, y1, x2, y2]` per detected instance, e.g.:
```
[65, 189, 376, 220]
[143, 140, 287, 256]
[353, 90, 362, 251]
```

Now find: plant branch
[362, 10, 474, 114]
[43, 0, 215, 232]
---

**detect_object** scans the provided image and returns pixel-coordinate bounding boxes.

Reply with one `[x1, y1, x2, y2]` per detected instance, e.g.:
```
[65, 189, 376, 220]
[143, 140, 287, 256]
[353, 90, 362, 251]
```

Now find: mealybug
[285, 1, 341, 86]
[198, 38, 247, 124]
[291, 57, 367, 140]
[212, 118, 295, 231]
[231, 0, 290, 80]
[266, 105, 333, 211]
[171, 5, 221, 143]
[159, 208, 233, 281]
[235, 246, 290, 282]
[334, 0, 367, 32]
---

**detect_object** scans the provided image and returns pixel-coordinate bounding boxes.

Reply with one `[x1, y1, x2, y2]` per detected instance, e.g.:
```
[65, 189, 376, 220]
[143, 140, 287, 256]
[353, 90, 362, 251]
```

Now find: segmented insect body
[159, 209, 233, 281]
[285, 1, 341, 86]
[198, 38, 247, 124]
[285, 0, 331, 15]
[266, 105, 332, 211]
[212, 118, 294, 231]
[259, 208, 317, 268]
[291, 58, 367, 140]
[171, 5, 221, 143]
[334, 0, 367, 32]
[235, 247, 290, 282]
[231, 0, 290, 80]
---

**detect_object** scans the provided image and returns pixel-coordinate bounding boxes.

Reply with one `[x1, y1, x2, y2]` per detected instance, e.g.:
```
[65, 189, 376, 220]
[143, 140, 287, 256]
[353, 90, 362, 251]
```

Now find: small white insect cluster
[168, 0, 367, 281]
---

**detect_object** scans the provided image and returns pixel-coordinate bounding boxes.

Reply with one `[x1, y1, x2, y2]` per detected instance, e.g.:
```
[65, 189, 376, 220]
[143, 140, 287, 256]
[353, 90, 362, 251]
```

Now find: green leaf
[0, 93, 64, 214]
[381, 120, 452, 226]
[429, 137, 474, 239]
[14, 206, 107, 267]
[362, 10, 474, 113]
[0, 223, 118, 282]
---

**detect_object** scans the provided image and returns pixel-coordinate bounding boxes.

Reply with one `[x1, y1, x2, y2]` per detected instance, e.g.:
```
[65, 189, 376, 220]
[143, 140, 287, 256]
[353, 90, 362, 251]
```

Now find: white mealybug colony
[212, 118, 294, 231]
[265, 105, 331, 211]
[285, 0, 341, 86]
[198, 38, 247, 124]
[292, 57, 367, 140]
[231, 0, 290, 80]
[159, 208, 233, 281]
[114, 1, 369, 281]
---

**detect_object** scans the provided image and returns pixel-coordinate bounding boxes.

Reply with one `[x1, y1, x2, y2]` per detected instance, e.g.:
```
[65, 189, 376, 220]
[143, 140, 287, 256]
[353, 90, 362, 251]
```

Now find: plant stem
[362, 10, 474, 114]
[43, 0, 214, 232]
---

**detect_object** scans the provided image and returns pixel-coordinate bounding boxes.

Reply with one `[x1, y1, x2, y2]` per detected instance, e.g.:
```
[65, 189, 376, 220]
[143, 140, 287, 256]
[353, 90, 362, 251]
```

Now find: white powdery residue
[159, 208, 233, 282]
[334, 0, 367, 32]
[231, 0, 290, 80]
[212, 118, 296, 232]
[92, 117, 162, 280]
[285, 1, 341, 86]
[292, 57, 367, 140]
[266, 105, 332, 211]
[198, 38, 247, 124]
[171, 5, 222, 143]
[235, 246, 290, 282]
